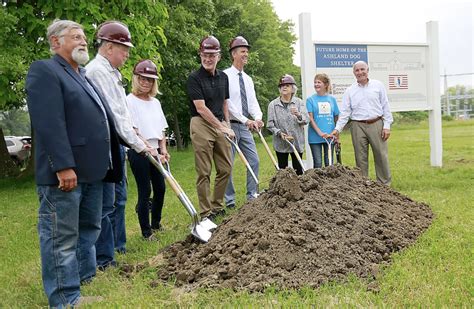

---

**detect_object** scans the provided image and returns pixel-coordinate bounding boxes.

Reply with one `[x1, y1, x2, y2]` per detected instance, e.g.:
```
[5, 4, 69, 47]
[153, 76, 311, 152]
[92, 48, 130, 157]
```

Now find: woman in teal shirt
[306, 73, 339, 168]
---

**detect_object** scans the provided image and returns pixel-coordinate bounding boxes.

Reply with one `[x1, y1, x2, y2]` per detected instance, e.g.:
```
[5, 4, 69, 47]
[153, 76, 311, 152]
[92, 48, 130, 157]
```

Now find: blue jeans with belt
[37, 182, 103, 307]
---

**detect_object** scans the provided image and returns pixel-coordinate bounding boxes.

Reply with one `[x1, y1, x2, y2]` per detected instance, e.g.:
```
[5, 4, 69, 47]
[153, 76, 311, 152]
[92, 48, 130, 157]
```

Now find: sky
[271, 0, 473, 88]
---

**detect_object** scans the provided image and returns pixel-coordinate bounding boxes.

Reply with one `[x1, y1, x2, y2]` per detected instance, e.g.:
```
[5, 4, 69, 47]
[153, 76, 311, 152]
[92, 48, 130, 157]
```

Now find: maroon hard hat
[199, 35, 221, 53]
[133, 59, 158, 79]
[278, 74, 296, 87]
[97, 21, 134, 47]
[229, 36, 251, 52]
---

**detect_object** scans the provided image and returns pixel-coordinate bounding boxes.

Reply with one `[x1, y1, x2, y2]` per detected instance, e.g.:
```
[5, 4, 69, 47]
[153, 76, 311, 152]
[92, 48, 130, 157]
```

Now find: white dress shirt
[86, 54, 147, 153]
[224, 65, 263, 123]
[335, 79, 393, 132]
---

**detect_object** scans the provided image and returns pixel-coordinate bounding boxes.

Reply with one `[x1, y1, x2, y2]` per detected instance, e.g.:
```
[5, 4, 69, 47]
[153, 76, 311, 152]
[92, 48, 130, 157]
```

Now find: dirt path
[155, 166, 433, 291]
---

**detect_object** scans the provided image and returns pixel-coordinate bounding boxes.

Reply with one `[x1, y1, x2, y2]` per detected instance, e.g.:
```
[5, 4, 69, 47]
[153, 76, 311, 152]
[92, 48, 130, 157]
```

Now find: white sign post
[299, 13, 442, 167]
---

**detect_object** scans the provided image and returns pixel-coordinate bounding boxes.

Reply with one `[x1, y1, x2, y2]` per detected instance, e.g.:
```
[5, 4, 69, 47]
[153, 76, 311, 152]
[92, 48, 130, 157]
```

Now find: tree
[158, 0, 215, 150]
[0, 0, 168, 177]
[158, 0, 299, 148]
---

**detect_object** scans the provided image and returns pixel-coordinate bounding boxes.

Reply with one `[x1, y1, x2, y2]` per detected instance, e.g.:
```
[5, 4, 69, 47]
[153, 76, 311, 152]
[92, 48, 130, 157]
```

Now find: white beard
[72, 47, 89, 65]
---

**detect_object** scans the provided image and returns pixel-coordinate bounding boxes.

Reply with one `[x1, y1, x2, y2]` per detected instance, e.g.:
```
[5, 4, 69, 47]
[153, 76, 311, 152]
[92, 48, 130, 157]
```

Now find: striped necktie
[238, 72, 249, 117]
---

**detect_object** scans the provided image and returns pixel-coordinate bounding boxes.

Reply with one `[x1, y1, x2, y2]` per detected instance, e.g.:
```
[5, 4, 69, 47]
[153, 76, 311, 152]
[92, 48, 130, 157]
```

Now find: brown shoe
[74, 295, 104, 307]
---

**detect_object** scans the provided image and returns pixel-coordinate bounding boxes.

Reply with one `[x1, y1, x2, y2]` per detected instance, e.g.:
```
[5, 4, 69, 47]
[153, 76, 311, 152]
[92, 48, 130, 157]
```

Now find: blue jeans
[128, 149, 166, 238]
[96, 146, 128, 265]
[112, 146, 127, 253]
[310, 143, 332, 168]
[225, 122, 259, 205]
[37, 182, 103, 307]
[96, 182, 115, 268]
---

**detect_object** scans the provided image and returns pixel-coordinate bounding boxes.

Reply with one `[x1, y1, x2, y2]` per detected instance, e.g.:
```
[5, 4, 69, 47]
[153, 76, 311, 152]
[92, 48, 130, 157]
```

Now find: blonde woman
[306, 73, 339, 168]
[126, 59, 169, 241]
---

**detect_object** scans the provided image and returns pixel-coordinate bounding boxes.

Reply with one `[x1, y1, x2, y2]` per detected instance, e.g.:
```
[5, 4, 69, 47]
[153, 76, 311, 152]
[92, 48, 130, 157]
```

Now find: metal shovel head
[199, 217, 217, 231]
[192, 223, 213, 243]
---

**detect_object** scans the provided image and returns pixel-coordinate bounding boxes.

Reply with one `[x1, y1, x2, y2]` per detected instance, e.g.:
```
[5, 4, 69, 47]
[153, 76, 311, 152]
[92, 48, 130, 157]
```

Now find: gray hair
[292, 84, 298, 96]
[47, 19, 83, 54]
[352, 60, 368, 70]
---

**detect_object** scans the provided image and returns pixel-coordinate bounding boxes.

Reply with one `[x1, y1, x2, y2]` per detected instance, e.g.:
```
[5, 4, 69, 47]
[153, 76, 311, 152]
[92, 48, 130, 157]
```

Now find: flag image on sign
[389, 74, 408, 90]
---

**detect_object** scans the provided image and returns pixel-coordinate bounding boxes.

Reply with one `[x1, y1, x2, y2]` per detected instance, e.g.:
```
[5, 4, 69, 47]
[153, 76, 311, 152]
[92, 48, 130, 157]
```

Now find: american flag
[389, 75, 408, 90]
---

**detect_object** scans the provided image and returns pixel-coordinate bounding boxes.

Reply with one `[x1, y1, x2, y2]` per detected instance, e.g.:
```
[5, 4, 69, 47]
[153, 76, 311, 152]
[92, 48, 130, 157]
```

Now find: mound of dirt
[156, 166, 433, 291]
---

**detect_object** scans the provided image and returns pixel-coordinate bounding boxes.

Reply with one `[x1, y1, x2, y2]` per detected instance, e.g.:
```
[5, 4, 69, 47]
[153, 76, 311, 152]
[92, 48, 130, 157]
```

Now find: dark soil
[155, 166, 434, 291]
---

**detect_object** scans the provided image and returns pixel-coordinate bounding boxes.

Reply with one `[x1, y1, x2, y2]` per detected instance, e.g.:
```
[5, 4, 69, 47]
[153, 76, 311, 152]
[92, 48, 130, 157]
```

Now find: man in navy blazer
[26, 19, 121, 307]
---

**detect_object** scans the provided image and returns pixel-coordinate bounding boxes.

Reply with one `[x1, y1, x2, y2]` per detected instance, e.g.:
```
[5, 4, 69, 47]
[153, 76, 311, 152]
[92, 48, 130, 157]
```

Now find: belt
[230, 120, 241, 124]
[352, 116, 382, 124]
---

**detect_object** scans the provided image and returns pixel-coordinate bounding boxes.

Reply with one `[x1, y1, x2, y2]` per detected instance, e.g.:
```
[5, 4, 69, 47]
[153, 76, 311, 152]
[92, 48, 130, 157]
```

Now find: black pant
[128, 149, 166, 238]
[276, 151, 304, 175]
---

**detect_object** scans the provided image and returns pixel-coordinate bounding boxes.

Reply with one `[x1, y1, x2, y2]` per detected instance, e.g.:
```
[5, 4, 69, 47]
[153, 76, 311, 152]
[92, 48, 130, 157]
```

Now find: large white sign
[299, 13, 442, 167]
[315, 43, 429, 111]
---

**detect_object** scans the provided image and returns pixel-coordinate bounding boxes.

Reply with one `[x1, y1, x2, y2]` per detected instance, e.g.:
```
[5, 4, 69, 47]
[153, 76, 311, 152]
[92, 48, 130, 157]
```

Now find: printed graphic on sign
[318, 102, 331, 114]
[315, 44, 368, 68]
[389, 74, 408, 90]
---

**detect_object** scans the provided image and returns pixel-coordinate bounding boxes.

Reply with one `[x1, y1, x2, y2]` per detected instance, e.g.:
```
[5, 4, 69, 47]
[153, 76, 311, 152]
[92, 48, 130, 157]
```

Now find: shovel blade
[192, 224, 213, 243]
[199, 218, 217, 231]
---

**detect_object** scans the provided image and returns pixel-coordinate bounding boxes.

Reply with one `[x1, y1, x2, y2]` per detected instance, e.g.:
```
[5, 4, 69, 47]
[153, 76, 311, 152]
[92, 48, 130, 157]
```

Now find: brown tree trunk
[0, 127, 20, 178]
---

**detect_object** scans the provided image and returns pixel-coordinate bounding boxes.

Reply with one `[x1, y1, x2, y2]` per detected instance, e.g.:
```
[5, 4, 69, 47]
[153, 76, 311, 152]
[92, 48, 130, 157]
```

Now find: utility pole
[443, 69, 450, 115]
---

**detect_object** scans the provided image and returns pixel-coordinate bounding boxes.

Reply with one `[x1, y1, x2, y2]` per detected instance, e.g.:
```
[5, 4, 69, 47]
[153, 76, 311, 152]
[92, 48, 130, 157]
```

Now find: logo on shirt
[318, 102, 331, 115]
[389, 75, 408, 90]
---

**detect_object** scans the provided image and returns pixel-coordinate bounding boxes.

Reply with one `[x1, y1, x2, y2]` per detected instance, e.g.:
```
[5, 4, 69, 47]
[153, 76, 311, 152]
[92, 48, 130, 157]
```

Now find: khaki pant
[190, 117, 232, 217]
[350, 119, 391, 185]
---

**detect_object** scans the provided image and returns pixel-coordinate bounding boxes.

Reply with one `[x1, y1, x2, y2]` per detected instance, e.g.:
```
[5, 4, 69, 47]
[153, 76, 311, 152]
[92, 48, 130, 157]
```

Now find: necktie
[238, 72, 249, 117]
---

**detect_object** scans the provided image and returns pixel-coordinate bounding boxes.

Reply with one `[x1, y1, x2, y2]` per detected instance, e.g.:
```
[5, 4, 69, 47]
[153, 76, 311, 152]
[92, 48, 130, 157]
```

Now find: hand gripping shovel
[257, 129, 279, 170]
[145, 153, 216, 242]
[225, 135, 259, 187]
[283, 135, 306, 172]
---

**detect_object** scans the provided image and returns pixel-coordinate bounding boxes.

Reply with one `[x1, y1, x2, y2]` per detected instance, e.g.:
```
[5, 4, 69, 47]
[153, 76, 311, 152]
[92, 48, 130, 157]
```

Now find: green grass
[0, 120, 472, 307]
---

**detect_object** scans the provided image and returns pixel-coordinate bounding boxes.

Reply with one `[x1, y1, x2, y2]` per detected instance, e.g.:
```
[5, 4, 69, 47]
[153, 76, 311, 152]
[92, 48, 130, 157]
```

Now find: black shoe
[226, 203, 235, 209]
[209, 209, 225, 221]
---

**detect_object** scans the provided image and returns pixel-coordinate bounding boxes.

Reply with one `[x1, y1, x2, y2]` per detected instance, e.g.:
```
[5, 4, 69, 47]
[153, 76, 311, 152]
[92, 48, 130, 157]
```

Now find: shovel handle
[225, 135, 259, 185]
[258, 130, 279, 170]
[145, 153, 181, 195]
[284, 138, 306, 172]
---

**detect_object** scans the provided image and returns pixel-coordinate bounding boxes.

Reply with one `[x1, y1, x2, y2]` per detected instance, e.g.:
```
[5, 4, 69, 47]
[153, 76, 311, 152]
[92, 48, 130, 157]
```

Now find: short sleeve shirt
[187, 66, 229, 121]
[306, 94, 340, 144]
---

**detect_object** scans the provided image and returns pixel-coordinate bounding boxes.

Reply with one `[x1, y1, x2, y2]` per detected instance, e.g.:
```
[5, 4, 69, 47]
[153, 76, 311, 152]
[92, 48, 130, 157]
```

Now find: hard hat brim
[138, 73, 158, 79]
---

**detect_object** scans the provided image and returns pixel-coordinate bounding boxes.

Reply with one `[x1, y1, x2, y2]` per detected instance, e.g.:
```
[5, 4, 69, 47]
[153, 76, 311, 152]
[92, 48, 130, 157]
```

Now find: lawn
[0, 120, 472, 307]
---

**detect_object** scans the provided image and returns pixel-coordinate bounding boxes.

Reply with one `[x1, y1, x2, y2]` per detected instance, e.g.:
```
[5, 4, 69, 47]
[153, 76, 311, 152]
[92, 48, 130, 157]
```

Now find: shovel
[225, 135, 259, 187]
[145, 153, 216, 242]
[283, 135, 306, 172]
[323, 136, 336, 166]
[257, 129, 279, 170]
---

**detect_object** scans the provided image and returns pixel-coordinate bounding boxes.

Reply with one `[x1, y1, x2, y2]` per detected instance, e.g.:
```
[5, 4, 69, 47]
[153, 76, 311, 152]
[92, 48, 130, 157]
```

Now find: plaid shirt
[86, 54, 146, 153]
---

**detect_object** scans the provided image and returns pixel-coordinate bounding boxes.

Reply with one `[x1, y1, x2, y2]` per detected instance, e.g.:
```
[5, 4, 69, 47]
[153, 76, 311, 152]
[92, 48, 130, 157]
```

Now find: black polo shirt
[187, 65, 229, 121]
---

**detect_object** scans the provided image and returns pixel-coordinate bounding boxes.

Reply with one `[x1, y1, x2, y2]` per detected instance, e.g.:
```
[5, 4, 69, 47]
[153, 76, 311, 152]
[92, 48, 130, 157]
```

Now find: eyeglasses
[200, 53, 219, 59]
[60, 34, 87, 42]
[138, 75, 155, 83]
